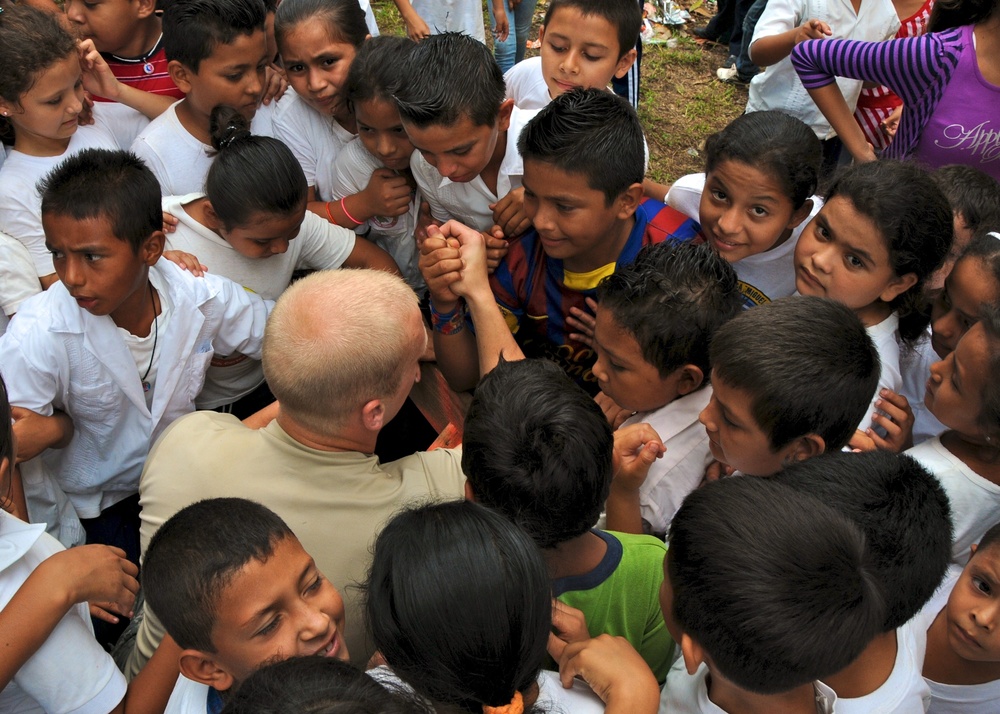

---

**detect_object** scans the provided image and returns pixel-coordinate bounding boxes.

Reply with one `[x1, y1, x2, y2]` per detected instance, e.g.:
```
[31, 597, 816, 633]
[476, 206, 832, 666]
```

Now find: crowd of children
[1, 0, 1000, 709]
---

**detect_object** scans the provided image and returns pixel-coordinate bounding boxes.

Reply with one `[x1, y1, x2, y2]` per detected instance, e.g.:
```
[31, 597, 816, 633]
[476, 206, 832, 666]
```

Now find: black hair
[976, 520, 1000, 554]
[344, 35, 414, 107]
[932, 165, 1000, 236]
[275, 0, 369, 51]
[710, 296, 880, 452]
[38, 149, 162, 254]
[957, 228, 1000, 294]
[393, 32, 505, 129]
[597, 241, 742, 378]
[163, 0, 266, 72]
[142, 498, 294, 652]
[826, 160, 954, 343]
[929, 0, 999, 31]
[364, 501, 550, 713]
[979, 301, 1000, 442]
[541, 0, 643, 59]
[703, 111, 821, 210]
[668, 477, 885, 694]
[207, 106, 308, 229]
[0, 3, 78, 146]
[774, 450, 952, 631]
[518, 88, 644, 205]
[0, 374, 13, 506]
[461, 358, 613, 549]
[220, 657, 426, 714]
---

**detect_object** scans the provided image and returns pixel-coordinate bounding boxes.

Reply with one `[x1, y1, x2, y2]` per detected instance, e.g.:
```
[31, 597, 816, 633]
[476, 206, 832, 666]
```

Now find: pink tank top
[914, 24, 1000, 180]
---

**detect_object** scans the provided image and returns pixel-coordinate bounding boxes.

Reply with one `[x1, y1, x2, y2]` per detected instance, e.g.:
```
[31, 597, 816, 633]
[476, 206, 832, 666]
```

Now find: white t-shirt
[911, 565, 1000, 713]
[163, 674, 211, 714]
[907, 436, 1000, 566]
[367, 666, 605, 713]
[131, 100, 276, 196]
[822, 623, 931, 714]
[411, 0, 486, 42]
[747, 0, 899, 139]
[0, 231, 41, 337]
[163, 193, 355, 407]
[504, 56, 553, 110]
[623, 386, 713, 537]
[331, 137, 424, 291]
[271, 90, 356, 202]
[0, 513, 127, 714]
[666, 173, 822, 309]
[860, 312, 903, 435]
[0, 107, 148, 276]
[410, 106, 537, 232]
[898, 329, 947, 446]
[660, 660, 838, 714]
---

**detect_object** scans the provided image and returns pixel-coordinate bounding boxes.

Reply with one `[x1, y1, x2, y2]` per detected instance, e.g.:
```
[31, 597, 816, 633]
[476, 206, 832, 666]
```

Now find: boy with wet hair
[700, 296, 879, 476]
[420, 88, 698, 394]
[774, 450, 952, 713]
[661, 475, 885, 712]
[143, 498, 348, 711]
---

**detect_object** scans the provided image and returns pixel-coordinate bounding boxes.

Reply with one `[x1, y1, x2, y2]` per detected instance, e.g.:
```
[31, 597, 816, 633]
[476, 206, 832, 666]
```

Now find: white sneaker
[716, 65, 750, 84]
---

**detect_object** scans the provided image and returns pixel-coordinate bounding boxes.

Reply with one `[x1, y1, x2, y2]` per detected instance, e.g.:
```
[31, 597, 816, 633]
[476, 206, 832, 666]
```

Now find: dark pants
[81, 493, 141, 649]
[736, 0, 767, 79]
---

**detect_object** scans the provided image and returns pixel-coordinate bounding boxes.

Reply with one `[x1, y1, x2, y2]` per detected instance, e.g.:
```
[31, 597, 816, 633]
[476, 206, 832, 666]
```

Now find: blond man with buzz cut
[125, 269, 466, 678]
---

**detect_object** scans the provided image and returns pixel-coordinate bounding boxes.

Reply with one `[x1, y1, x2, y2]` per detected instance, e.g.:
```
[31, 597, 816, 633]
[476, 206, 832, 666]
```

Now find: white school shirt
[907, 436, 1000, 566]
[660, 660, 838, 714]
[911, 565, 1000, 713]
[0, 231, 40, 337]
[666, 173, 822, 308]
[163, 193, 355, 407]
[0, 513, 127, 714]
[410, 106, 537, 232]
[859, 313, 904, 435]
[822, 623, 931, 713]
[410, 0, 486, 42]
[622, 386, 713, 537]
[163, 674, 211, 714]
[330, 138, 424, 291]
[131, 100, 276, 196]
[747, 0, 899, 139]
[271, 89, 356, 202]
[898, 329, 947, 446]
[504, 56, 553, 109]
[0, 107, 148, 276]
[0, 260, 272, 518]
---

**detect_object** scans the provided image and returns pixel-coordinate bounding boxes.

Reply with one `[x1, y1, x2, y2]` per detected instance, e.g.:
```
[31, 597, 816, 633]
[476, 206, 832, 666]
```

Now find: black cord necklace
[141, 284, 158, 393]
[109, 33, 163, 75]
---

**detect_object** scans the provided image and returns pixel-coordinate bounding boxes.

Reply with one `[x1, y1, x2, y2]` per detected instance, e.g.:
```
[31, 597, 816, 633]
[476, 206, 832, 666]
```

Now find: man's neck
[543, 531, 607, 580]
[708, 672, 819, 714]
[562, 214, 636, 274]
[175, 98, 213, 145]
[107, 17, 163, 60]
[822, 629, 896, 698]
[275, 413, 376, 454]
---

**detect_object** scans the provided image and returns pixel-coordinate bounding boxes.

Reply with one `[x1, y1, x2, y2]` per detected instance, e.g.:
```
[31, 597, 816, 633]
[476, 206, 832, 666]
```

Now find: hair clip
[989, 231, 1000, 241]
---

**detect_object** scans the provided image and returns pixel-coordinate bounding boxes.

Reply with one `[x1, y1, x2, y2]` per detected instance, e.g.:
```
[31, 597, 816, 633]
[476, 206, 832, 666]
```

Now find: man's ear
[142, 230, 166, 266]
[360, 399, 387, 433]
[615, 183, 644, 220]
[168, 60, 194, 95]
[680, 633, 706, 675]
[787, 199, 814, 230]
[202, 201, 223, 230]
[880, 272, 918, 304]
[497, 98, 515, 133]
[614, 48, 638, 79]
[781, 433, 826, 465]
[178, 649, 235, 692]
[675, 365, 705, 397]
[135, 0, 158, 20]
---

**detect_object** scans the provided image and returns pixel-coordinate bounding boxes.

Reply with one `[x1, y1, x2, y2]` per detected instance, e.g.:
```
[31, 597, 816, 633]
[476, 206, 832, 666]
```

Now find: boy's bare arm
[604, 423, 665, 534]
[750, 19, 831, 67]
[78, 40, 173, 120]
[112, 634, 182, 714]
[391, 0, 431, 40]
[805, 82, 877, 162]
[11, 408, 73, 464]
[419, 231, 482, 391]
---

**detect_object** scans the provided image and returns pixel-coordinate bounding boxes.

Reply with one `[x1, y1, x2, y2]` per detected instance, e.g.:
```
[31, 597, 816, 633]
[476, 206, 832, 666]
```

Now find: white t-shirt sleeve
[0, 171, 52, 276]
[0, 232, 42, 316]
[665, 173, 705, 224]
[131, 132, 177, 195]
[295, 212, 357, 270]
[331, 138, 376, 201]
[94, 102, 150, 149]
[751, 0, 803, 48]
[272, 94, 320, 188]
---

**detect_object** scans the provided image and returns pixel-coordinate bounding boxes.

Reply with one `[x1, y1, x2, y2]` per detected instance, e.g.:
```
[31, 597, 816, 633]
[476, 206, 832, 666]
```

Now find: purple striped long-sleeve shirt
[790, 27, 967, 161]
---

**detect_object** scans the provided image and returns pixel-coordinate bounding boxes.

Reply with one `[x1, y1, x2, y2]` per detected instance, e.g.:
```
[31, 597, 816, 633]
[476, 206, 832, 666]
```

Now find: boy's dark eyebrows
[544, 30, 612, 49]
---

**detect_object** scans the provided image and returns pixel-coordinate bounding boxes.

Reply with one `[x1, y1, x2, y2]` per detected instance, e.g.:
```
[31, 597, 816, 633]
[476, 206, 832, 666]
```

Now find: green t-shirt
[553, 529, 675, 683]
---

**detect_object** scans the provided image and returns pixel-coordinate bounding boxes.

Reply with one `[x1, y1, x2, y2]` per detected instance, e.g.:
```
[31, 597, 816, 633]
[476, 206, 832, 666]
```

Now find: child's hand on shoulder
[549, 599, 591, 652]
[866, 388, 915, 452]
[595, 391, 632, 430]
[37, 545, 139, 624]
[482, 225, 509, 274]
[551, 634, 660, 713]
[261, 64, 288, 106]
[568, 297, 598, 347]
[795, 19, 833, 44]
[362, 168, 413, 220]
[491, 187, 531, 239]
[419, 228, 465, 309]
[701, 459, 735, 484]
[612, 422, 666, 492]
[162, 250, 207, 277]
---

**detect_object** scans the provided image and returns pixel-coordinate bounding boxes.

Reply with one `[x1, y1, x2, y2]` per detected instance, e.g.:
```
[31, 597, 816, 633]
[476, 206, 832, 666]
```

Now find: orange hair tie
[483, 691, 524, 714]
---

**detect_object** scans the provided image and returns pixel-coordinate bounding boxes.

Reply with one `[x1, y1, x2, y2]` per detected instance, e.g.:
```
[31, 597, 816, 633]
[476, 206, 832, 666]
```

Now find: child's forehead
[545, 6, 621, 50]
[522, 160, 602, 197]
